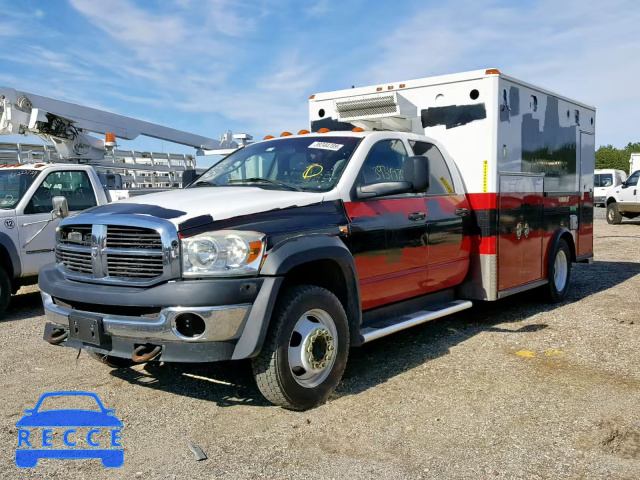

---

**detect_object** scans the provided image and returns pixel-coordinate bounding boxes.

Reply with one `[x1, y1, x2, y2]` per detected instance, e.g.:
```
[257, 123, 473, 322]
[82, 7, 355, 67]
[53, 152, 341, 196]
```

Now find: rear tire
[87, 351, 136, 368]
[607, 202, 622, 224]
[0, 266, 11, 315]
[545, 238, 572, 303]
[252, 285, 349, 410]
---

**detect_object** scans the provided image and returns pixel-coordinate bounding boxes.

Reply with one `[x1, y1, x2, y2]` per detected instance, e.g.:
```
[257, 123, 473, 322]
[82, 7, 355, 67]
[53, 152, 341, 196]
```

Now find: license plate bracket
[68, 314, 106, 347]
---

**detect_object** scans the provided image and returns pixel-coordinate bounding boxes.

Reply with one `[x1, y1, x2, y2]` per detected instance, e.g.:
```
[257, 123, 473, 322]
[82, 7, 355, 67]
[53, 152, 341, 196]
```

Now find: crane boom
[0, 86, 248, 161]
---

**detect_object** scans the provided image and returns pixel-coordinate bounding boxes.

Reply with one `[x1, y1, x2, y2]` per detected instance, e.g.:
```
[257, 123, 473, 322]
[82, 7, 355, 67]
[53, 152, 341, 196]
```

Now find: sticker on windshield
[308, 141, 344, 152]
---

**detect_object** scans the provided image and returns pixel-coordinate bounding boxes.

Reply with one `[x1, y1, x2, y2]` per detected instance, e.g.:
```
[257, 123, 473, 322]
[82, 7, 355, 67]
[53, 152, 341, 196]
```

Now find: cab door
[17, 170, 97, 276]
[498, 174, 544, 291]
[409, 140, 469, 291]
[345, 139, 429, 310]
[617, 171, 640, 213]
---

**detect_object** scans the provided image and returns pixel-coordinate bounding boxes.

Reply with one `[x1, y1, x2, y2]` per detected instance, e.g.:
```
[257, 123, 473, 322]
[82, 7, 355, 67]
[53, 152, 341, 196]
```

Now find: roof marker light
[399, 84, 406, 88]
[263, 135, 274, 140]
[352, 127, 364, 132]
[376, 87, 383, 92]
[317, 128, 331, 133]
[298, 129, 310, 135]
[485, 68, 501, 75]
[280, 131, 293, 137]
[388, 86, 394, 90]
[309, 94, 316, 99]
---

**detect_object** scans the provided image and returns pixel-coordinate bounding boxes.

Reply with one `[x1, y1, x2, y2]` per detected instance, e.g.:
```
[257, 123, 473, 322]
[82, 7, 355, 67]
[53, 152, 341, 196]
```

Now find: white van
[594, 169, 626, 207]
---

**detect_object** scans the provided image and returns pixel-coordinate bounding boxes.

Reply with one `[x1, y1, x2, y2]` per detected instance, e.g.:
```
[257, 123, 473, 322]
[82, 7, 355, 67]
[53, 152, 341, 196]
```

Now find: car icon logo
[15, 391, 123, 468]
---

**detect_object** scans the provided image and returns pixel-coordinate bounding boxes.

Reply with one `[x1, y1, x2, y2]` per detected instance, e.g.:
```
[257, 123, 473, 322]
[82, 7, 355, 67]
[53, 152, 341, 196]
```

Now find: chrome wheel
[288, 308, 337, 388]
[553, 249, 568, 291]
[608, 208, 614, 222]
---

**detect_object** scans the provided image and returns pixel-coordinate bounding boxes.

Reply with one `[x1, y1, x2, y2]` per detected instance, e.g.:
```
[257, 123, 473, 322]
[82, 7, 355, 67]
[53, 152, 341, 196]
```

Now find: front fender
[0, 232, 21, 278]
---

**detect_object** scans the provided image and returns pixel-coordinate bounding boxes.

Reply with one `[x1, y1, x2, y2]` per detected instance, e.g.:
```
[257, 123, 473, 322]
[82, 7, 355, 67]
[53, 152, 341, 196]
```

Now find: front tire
[545, 238, 572, 303]
[607, 202, 622, 224]
[252, 285, 349, 410]
[0, 266, 11, 315]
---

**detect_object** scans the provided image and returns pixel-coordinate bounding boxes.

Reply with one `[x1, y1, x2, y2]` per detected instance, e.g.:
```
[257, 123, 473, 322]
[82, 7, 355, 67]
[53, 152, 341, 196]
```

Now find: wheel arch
[0, 232, 21, 279]
[605, 196, 617, 207]
[261, 235, 362, 347]
[546, 228, 576, 274]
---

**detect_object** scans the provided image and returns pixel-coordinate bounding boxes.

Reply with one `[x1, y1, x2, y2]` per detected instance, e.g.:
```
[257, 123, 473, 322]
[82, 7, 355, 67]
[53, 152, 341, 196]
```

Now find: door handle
[454, 208, 468, 217]
[408, 212, 426, 221]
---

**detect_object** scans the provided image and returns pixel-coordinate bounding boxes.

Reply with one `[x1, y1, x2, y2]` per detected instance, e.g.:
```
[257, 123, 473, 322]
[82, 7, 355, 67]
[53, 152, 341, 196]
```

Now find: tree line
[595, 143, 640, 173]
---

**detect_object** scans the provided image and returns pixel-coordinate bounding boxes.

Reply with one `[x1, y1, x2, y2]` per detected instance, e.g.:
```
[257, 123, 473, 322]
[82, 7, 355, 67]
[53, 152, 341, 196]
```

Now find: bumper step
[360, 300, 473, 343]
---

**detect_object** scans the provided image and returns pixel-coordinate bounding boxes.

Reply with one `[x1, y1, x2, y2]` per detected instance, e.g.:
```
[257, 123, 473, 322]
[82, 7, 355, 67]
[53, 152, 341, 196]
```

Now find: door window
[356, 139, 408, 186]
[25, 171, 97, 214]
[626, 171, 640, 187]
[409, 141, 455, 195]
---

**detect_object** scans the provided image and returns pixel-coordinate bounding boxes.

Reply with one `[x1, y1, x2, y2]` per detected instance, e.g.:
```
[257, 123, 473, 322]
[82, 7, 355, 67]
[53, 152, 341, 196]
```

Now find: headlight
[181, 230, 265, 277]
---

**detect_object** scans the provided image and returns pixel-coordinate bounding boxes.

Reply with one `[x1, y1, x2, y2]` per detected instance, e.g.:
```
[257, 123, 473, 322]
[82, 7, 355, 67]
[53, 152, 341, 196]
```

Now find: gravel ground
[1, 209, 639, 479]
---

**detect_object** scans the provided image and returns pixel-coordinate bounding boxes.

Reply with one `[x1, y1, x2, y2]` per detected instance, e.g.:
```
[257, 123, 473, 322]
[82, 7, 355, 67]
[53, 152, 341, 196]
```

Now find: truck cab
[0, 164, 107, 311]
[594, 168, 625, 207]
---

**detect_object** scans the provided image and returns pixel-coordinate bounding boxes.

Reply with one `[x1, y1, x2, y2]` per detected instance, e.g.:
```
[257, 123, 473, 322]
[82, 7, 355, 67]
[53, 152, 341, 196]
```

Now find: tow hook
[132, 344, 162, 363]
[45, 327, 68, 345]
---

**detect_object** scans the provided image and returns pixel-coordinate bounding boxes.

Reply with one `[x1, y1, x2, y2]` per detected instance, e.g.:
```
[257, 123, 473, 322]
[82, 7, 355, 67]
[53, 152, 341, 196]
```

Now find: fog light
[174, 313, 206, 338]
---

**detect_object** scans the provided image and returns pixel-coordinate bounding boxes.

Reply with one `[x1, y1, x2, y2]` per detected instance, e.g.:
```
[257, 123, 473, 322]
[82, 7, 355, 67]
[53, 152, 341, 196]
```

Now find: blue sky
[1, 0, 639, 166]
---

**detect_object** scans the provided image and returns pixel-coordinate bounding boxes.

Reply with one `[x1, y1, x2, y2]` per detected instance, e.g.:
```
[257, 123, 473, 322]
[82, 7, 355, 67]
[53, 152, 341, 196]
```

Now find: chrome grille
[56, 221, 177, 286]
[106, 226, 163, 249]
[56, 246, 92, 275]
[106, 253, 164, 278]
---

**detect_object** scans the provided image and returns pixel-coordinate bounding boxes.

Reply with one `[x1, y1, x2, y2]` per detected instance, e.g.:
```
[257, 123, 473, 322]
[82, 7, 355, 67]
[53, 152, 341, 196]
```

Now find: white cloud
[361, 0, 640, 146]
[34, 9, 44, 19]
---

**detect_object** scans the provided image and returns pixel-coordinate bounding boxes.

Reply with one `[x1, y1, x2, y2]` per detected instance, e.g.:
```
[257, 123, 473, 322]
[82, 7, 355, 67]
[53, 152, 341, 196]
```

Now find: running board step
[361, 300, 473, 343]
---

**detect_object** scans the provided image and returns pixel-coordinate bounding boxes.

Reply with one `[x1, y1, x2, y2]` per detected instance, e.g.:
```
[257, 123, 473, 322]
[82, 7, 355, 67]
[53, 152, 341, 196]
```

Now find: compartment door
[498, 174, 544, 291]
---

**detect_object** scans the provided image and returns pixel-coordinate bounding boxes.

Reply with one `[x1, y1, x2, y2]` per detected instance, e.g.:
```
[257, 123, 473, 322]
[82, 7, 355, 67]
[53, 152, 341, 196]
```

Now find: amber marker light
[248, 241, 263, 263]
[317, 128, 331, 133]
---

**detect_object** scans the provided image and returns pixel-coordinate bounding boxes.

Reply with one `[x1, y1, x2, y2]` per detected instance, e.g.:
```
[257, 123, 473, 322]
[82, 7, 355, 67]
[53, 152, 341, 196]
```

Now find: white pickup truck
[0, 162, 151, 312]
[0, 84, 252, 312]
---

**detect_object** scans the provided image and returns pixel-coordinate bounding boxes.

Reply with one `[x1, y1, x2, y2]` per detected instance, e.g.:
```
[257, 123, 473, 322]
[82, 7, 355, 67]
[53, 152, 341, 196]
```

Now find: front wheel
[252, 285, 349, 410]
[545, 238, 572, 303]
[607, 202, 622, 224]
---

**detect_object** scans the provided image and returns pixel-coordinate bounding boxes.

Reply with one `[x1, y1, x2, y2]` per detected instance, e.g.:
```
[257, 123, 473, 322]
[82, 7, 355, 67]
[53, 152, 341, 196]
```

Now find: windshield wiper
[191, 180, 216, 187]
[228, 177, 301, 192]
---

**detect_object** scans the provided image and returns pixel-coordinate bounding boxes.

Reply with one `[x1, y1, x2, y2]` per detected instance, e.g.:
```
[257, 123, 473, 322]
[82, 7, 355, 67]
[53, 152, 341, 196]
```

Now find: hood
[86, 186, 331, 230]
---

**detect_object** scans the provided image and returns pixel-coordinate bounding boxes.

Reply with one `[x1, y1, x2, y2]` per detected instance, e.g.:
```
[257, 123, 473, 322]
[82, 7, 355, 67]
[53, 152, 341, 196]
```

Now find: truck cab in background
[0, 85, 251, 313]
[594, 169, 625, 207]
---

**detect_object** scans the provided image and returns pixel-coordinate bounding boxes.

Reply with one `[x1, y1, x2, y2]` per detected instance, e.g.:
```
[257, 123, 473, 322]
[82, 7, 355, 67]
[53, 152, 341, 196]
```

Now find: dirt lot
[1, 211, 639, 479]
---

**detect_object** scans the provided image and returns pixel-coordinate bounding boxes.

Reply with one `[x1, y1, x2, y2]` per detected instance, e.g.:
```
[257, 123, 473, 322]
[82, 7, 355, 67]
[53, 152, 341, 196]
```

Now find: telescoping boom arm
[0, 86, 250, 161]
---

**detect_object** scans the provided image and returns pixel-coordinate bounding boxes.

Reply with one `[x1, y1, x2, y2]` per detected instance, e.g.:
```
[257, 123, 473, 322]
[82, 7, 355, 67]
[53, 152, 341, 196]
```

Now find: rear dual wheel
[252, 285, 349, 411]
[545, 238, 571, 303]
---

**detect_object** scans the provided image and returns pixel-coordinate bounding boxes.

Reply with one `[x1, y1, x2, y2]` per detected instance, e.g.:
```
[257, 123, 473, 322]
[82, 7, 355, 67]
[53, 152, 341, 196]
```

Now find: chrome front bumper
[42, 292, 250, 343]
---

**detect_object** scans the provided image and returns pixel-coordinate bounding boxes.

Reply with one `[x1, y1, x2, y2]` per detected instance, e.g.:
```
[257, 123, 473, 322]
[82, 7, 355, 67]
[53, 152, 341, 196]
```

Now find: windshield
[192, 136, 362, 192]
[0, 170, 40, 209]
[594, 173, 613, 188]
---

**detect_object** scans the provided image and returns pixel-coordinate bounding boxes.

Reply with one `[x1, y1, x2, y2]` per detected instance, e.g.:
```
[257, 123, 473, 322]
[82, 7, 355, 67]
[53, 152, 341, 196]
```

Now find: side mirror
[403, 155, 430, 192]
[357, 181, 413, 199]
[52, 196, 69, 219]
[621, 182, 628, 189]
